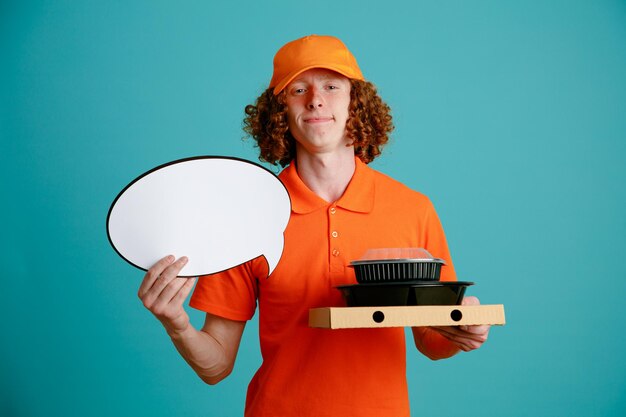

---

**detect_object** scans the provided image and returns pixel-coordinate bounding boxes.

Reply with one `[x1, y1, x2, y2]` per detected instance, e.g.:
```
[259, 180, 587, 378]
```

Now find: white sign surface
[107, 156, 291, 277]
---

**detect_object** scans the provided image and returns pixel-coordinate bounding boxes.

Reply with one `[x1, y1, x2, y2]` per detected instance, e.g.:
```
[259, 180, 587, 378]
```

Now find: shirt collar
[279, 157, 375, 214]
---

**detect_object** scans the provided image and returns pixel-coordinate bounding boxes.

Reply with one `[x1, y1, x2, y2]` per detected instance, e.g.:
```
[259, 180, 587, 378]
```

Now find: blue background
[2, 1, 625, 416]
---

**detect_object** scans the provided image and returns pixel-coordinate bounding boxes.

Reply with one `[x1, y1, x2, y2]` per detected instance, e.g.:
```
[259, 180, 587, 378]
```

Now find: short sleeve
[189, 256, 266, 321]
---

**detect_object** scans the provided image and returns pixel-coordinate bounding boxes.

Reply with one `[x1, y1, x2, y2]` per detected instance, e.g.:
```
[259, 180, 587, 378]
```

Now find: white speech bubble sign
[106, 156, 291, 277]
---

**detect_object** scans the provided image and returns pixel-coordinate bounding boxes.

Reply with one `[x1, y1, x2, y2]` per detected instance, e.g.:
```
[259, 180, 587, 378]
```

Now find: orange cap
[269, 35, 365, 95]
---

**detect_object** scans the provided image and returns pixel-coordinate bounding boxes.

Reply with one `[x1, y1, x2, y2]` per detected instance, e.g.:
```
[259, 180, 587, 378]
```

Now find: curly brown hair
[243, 79, 393, 167]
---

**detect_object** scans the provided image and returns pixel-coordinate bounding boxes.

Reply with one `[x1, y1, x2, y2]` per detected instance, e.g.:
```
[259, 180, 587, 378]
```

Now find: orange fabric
[269, 34, 365, 95]
[190, 158, 456, 417]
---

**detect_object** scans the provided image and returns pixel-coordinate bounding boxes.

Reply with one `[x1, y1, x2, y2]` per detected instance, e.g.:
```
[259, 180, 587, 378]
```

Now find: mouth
[304, 117, 334, 124]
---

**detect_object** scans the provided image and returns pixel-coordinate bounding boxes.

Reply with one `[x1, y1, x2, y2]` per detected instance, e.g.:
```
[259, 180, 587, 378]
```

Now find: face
[284, 68, 352, 157]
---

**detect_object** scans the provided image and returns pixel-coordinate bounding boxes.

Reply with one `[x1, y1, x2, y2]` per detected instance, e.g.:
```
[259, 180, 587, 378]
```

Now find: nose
[306, 88, 324, 109]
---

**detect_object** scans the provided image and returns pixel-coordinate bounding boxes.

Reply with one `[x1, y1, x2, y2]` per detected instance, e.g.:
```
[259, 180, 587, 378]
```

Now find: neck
[294, 147, 356, 203]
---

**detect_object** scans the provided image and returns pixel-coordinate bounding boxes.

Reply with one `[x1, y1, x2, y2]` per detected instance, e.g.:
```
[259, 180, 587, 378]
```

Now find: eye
[289, 87, 306, 95]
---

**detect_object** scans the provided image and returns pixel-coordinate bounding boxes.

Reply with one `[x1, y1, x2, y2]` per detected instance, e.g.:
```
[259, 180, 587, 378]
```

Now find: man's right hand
[137, 255, 246, 385]
[138, 255, 197, 336]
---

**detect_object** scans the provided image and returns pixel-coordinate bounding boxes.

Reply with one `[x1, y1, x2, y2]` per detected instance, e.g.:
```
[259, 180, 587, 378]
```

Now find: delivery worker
[138, 34, 490, 417]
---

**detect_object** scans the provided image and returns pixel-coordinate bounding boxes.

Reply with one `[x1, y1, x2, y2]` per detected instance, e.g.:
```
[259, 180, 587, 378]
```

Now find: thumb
[462, 295, 480, 306]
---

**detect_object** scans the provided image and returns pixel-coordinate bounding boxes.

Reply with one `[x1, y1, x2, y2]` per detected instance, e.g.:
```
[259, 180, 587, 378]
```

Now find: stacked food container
[338, 248, 473, 307]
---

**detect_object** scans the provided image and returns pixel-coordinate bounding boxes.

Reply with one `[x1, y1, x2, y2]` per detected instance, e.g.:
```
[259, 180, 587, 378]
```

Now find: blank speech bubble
[106, 156, 291, 277]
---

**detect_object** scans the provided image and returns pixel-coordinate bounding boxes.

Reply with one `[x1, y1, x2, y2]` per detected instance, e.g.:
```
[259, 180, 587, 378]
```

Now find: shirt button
[331, 231, 339, 238]
[332, 249, 340, 257]
[329, 207, 336, 215]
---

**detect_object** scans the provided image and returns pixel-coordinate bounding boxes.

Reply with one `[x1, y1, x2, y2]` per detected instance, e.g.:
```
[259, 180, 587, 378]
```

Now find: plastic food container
[350, 248, 446, 283]
[337, 281, 473, 307]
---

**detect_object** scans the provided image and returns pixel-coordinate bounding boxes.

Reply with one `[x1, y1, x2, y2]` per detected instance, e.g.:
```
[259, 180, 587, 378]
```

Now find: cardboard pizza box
[309, 304, 506, 329]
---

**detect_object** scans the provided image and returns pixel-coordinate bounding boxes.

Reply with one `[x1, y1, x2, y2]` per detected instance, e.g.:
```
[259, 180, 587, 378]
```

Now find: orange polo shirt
[190, 158, 456, 417]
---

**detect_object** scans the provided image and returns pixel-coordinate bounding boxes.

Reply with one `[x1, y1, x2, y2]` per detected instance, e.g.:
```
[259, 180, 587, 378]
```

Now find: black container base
[337, 281, 474, 307]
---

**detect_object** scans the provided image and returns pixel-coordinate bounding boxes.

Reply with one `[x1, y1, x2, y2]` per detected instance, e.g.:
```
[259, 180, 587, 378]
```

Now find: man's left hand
[429, 296, 491, 352]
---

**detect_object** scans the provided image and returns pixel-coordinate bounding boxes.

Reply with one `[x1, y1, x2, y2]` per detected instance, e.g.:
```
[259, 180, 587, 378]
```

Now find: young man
[138, 35, 490, 417]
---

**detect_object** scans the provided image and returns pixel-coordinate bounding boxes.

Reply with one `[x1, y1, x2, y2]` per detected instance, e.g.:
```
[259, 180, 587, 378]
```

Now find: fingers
[425, 296, 490, 352]
[431, 312, 491, 352]
[171, 277, 198, 306]
[136, 256, 197, 335]
[138, 255, 175, 298]
[154, 268, 197, 308]
[429, 327, 471, 351]
[149, 276, 189, 311]
[138, 255, 191, 310]
[430, 324, 491, 352]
